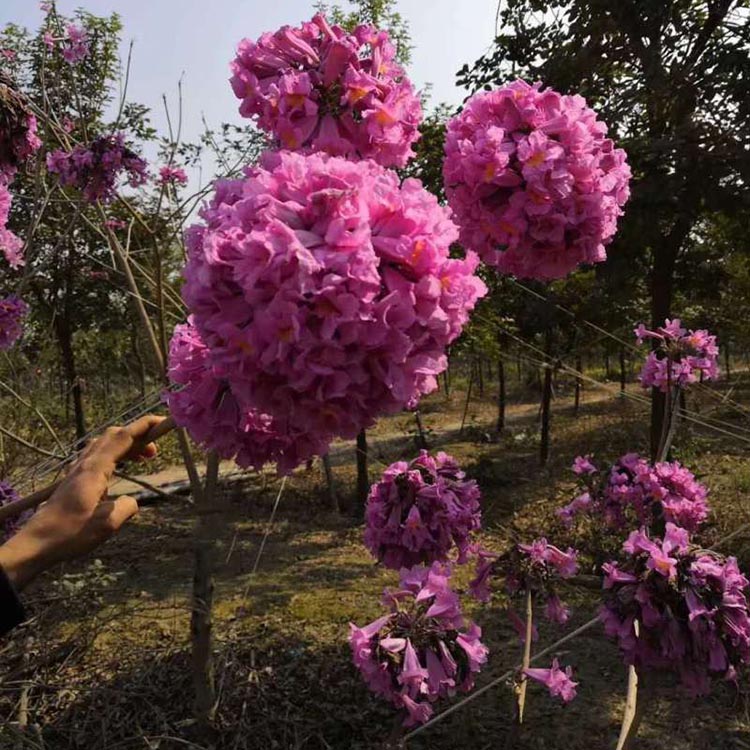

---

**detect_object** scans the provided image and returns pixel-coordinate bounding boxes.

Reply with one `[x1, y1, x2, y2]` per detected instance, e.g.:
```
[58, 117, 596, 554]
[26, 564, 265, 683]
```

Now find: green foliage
[314, 0, 413, 65]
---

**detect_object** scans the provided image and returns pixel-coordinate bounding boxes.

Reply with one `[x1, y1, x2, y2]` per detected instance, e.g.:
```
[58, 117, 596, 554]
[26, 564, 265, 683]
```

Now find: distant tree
[457, 0, 750, 454]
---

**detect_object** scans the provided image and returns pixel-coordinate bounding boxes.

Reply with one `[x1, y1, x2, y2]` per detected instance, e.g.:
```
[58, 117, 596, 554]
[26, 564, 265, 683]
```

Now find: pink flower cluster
[524, 658, 578, 703]
[158, 165, 188, 187]
[364, 451, 481, 570]
[601, 524, 750, 696]
[182, 150, 486, 456]
[165, 321, 323, 475]
[47, 133, 149, 203]
[0, 480, 32, 540]
[349, 563, 488, 726]
[559, 453, 709, 532]
[471, 538, 579, 626]
[43, 24, 90, 64]
[636, 319, 719, 392]
[0, 102, 41, 268]
[443, 79, 631, 281]
[230, 13, 422, 168]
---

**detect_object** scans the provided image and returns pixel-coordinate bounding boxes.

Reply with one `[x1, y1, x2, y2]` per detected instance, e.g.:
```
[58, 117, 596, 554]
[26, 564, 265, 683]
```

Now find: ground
[2, 366, 750, 750]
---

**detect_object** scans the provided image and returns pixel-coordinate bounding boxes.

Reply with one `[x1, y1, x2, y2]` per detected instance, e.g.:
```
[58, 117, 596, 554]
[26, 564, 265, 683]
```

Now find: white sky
[3, 0, 498, 171]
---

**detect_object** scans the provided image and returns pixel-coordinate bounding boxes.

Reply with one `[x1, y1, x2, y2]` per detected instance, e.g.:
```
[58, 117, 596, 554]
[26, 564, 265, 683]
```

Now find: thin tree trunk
[54, 312, 86, 442]
[355, 429, 368, 516]
[459, 365, 475, 436]
[619, 348, 627, 394]
[191, 451, 220, 729]
[443, 368, 450, 398]
[476, 357, 485, 397]
[604, 350, 611, 379]
[496, 356, 506, 434]
[322, 454, 338, 512]
[574, 354, 582, 417]
[414, 410, 428, 450]
[540, 364, 553, 467]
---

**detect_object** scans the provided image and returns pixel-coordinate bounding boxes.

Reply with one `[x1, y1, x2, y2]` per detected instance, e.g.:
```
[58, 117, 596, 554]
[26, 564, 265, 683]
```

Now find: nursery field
[2, 370, 750, 750]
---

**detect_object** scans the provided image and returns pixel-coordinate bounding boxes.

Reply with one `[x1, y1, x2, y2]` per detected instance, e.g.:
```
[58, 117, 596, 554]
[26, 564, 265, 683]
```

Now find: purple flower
[364, 451, 481, 569]
[182, 150, 486, 456]
[61, 24, 89, 64]
[231, 14, 422, 167]
[636, 318, 719, 392]
[443, 79, 631, 281]
[524, 659, 578, 703]
[572, 455, 597, 475]
[544, 594, 570, 625]
[47, 134, 148, 203]
[0, 295, 28, 349]
[349, 563, 487, 726]
[158, 165, 188, 186]
[165, 320, 323, 475]
[0, 481, 33, 540]
[563, 452, 709, 532]
[602, 527, 750, 696]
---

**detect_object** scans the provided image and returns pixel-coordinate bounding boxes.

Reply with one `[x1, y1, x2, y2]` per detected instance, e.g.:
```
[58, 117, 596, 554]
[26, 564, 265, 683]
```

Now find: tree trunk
[619, 349, 627, 394]
[355, 429, 368, 516]
[574, 355, 582, 417]
[53, 312, 86, 443]
[540, 364, 553, 467]
[604, 350, 611, 379]
[496, 357, 506, 434]
[476, 357, 484, 397]
[191, 452, 220, 730]
[650, 217, 689, 459]
[414, 410, 428, 450]
[459, 365, 475, 436]
[442, 368, 450, 398]
[322, 454, 338, 512]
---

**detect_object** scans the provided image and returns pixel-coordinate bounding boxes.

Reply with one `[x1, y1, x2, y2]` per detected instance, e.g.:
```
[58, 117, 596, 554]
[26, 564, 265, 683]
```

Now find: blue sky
[2, 1, 497, 146]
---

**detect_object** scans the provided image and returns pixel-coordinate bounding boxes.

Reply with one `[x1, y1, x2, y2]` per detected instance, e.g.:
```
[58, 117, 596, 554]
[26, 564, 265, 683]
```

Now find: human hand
[0, 415, 164, 590]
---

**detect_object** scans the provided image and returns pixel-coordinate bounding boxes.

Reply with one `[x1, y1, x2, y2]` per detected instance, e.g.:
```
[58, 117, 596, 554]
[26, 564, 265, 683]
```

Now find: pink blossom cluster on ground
[349, 563, 488, 726]
[443, 79, 631, 281]
[180, 150, 486, 465]
[601, 524, 750, 696]
[363, 450, 481, 570]
[636, 319, 719, 392]
[47, 133, 148, 203]
[166, 321, 322, 475]
[559, 453, 709, 532]
[230, 14, 422, 168]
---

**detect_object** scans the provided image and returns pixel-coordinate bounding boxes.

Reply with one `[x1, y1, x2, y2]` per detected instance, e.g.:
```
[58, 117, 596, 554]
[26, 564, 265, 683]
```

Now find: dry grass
[2, 372, 750, 749]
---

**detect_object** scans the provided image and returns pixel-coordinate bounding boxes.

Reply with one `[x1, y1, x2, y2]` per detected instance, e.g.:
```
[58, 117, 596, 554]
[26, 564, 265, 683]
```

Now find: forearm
[0, 533, 49, 591]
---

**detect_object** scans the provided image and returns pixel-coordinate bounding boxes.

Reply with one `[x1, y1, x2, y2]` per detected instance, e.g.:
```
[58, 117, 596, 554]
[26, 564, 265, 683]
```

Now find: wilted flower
[470, 537, 579, 635]
[443, 79, 631, 281]
[231, 13, 422, 167]
[364, 450, 481, 569]
[350, 563, 488, 726]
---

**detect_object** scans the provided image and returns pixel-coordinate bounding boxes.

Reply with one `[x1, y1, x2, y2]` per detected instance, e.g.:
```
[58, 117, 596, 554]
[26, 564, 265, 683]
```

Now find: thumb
[99, 495, 139, 533]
